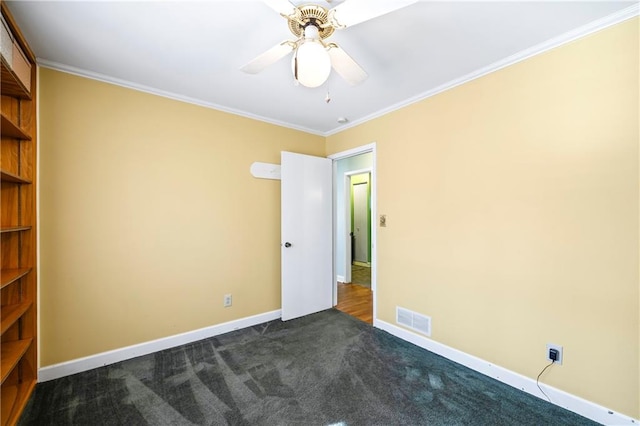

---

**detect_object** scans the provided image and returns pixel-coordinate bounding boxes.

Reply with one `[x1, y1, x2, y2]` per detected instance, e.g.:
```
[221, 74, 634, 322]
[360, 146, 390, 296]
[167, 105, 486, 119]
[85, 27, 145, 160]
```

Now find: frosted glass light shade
[292, 40, 331, 88]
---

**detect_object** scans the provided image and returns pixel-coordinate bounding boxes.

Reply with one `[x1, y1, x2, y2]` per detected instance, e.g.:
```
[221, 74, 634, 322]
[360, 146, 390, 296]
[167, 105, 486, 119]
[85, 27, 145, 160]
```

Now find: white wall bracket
[250, 162, 281, 180]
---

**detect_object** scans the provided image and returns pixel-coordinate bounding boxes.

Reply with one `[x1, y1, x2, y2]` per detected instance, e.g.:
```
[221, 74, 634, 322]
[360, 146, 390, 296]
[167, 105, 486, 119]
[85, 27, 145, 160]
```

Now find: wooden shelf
[1, 301, 32, 335]
[0, 268, 31, 290]
[0, 383, 17, 426]
[0, 113, 31, 140]
[0, 57, 30, 100]
[0, 169, 31, 184]
[0, 226, 31, 234]
[0, 339, 31, 384]
[1, 375, 35, 426]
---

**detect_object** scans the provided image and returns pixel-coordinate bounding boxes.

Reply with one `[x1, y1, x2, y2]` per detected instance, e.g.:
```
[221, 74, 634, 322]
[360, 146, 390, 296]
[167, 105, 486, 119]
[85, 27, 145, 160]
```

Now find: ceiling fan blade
[262, 0, 296, 17]
[327, 44, 368, 86]
[330, 0, 419, 29]
[240, 41, 295, 74]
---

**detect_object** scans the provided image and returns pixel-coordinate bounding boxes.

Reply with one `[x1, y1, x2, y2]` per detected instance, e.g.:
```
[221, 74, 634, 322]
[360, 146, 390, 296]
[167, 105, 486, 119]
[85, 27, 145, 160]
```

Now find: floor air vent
[396, 307, 431, 336]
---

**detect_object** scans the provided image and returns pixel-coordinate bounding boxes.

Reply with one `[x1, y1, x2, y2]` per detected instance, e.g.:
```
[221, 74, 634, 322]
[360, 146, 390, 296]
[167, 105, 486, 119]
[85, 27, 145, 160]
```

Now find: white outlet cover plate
[546, 343, 563, 365]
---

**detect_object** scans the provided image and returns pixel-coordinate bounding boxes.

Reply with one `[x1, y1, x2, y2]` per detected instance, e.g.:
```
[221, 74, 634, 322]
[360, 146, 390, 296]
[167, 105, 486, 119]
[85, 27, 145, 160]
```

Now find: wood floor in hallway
[336, 283, 373, 324]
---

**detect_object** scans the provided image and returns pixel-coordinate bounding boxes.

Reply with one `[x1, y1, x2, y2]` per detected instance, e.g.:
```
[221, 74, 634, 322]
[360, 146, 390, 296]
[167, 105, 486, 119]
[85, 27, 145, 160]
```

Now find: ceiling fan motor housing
[288, 4, 335, 39]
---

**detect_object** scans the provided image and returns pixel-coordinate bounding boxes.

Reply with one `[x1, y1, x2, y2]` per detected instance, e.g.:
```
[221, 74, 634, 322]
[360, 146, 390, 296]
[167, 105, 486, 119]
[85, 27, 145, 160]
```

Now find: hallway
[350, 264, 371, 287]
[336, 282, 372, 324]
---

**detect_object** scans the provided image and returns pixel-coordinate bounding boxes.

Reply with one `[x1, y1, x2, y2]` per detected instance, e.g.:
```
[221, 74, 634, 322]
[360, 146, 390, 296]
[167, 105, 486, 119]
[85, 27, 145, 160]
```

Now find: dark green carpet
[20, 309, 598, 425]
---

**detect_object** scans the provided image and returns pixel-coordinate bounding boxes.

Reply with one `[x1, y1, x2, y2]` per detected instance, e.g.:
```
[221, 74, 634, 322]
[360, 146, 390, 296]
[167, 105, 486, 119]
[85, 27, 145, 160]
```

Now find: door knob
[284, 242, 292, 248]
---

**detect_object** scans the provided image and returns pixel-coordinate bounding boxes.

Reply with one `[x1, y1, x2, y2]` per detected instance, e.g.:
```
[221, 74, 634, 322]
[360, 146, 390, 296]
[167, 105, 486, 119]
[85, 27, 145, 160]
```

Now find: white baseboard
[39, 310, 282, 382]
[337, 275, 345, 283]
[374, 319, 638, 426]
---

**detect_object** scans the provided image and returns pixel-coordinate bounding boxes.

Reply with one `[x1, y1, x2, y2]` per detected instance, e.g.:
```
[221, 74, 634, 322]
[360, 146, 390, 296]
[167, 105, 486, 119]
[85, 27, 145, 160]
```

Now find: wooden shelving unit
[1, 3, 38, 425]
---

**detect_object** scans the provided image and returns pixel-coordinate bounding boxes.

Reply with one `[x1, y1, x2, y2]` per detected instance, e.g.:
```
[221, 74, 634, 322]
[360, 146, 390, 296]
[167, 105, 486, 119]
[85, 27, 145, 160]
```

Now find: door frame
[328, 143, 377, 321]
[344, 168, 372, 283]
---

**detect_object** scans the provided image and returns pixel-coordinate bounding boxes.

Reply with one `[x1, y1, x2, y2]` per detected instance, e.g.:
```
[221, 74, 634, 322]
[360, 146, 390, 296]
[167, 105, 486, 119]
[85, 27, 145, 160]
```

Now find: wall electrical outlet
[546, 343, 563, 365]
[223, 294, 232, 307]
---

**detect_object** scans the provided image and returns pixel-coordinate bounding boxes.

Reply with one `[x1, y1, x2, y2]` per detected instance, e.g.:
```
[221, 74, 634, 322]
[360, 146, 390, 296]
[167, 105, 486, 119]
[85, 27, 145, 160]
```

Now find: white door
[353, 182, 369, 263]
[281, 151, 333, 321]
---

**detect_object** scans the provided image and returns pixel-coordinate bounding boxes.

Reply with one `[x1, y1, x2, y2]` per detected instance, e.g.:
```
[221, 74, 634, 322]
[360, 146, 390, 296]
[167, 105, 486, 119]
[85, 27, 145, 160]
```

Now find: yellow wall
[327, 18, 639, 418]
[38, 68, 324, 366]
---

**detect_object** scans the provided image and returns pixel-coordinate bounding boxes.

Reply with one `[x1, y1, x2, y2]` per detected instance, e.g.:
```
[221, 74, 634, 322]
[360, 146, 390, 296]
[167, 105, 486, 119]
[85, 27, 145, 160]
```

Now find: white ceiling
[6, 1, 637, 135]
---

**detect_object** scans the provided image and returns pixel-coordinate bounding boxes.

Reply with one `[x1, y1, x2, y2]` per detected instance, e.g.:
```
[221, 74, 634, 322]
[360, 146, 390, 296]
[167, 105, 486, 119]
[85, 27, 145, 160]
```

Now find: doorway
[329, 145, 376, 324]
[348, 172, 371, 289]
[352, 174, 370, 266]
[279, 146, 375, 323]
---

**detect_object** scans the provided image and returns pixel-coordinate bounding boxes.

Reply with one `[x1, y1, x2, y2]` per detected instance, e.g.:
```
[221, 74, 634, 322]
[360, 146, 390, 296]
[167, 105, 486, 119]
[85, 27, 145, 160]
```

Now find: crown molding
[36, 59, 326, 137]
[35, 3, 639, 139]
[325, 3, 640, 137]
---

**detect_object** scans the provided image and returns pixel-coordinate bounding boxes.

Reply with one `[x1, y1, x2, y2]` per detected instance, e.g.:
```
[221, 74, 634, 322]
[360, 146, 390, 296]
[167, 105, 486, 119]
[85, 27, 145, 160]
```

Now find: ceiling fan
[241, 0, 418, 88]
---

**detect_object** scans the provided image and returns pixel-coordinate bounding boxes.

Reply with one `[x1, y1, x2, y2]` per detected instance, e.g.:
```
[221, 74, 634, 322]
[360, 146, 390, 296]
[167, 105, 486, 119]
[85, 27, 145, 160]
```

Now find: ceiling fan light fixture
[247, 0, 418, 87]
[292, 31, 331, 88]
